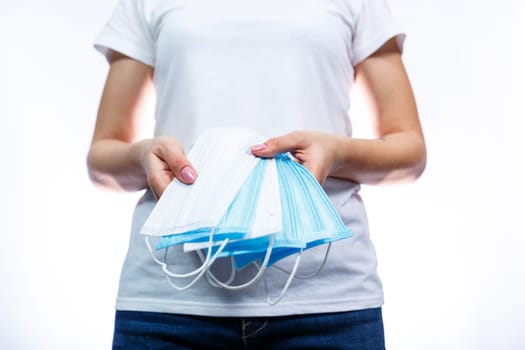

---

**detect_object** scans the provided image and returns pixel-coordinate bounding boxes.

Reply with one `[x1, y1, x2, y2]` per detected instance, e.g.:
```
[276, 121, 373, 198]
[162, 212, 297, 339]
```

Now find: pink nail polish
[251, 144, 267, 152]
[181, 167, 197, 182]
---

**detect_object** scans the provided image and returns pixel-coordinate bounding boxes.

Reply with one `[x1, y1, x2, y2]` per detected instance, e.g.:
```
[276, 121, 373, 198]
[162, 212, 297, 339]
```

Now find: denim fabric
[112, 308, 385, 349]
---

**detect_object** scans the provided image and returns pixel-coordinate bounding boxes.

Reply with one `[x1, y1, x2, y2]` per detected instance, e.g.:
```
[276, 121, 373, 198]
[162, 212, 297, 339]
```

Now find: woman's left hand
[249, 38, 427, 186]
[250, 131, 344, 184]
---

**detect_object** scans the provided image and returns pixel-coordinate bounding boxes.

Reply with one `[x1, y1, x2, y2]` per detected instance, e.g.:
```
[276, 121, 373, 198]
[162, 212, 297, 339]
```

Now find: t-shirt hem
[115, 295, 384, 317]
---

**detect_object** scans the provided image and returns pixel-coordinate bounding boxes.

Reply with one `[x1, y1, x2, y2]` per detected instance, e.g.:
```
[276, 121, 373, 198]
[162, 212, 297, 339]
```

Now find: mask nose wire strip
[272, 242, 332, 279]
[199, 235, 275, 290]
[258, 249, 303, 305]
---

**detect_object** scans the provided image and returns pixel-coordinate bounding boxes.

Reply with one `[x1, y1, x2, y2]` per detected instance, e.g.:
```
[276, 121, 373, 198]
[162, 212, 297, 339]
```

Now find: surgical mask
[142, 127, 281, 291]
[209, 152, 352, 304]
[141, 127, 352, 303]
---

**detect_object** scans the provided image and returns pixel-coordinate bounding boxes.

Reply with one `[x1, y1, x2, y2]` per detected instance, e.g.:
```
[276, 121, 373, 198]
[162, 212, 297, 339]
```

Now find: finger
[143, 152, 175, 198]
[153, 140, 198, 185]
[250, 132, 305, 157]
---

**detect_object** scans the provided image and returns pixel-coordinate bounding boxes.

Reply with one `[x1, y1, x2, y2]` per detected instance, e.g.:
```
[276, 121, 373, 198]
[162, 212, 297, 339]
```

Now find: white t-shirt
[95, 0, 405, 317]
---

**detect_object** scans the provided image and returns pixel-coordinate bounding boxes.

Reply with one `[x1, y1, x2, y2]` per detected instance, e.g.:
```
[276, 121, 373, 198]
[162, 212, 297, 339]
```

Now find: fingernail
[181, 167, 197, 182]
[251, 144, 267, 152]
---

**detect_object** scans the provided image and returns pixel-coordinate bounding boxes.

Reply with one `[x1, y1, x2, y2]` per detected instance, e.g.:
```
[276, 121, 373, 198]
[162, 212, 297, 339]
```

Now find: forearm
[330, 131, 426, 185]
[87, 139, 149, 192]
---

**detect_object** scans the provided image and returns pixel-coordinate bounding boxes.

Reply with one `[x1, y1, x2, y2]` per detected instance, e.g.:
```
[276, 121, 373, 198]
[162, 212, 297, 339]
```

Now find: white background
[1, 0, 524, 349]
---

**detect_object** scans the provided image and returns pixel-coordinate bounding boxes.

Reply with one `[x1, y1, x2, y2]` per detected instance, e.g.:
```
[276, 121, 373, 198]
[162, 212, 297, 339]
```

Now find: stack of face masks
[141, 127, 352, 304]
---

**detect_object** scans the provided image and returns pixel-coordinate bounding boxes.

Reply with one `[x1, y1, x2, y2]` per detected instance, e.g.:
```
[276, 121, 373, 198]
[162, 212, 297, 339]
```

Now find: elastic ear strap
[273, 243, 332, 279]
[144, 228, 230, 291]
[203, 253, 237, 288]
[164, 238, 230, 291]
[145, 233, 223, 278]
[204, 235, 275, 290]
[144, 235, 168, 266]
[161, 227, 224, 278]
[264, 249, 303, 305]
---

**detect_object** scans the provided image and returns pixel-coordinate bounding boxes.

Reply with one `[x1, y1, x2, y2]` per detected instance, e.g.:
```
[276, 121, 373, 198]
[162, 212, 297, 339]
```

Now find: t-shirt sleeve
[351, 0, 406, 66]
[94, 0, 155, 66]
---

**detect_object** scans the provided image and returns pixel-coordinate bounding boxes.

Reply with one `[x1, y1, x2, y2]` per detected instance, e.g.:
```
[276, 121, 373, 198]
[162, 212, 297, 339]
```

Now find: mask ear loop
[256, 248, 303, 305]
[201, 235, 275, 290]
[144, 227, 230, 291]
[194, 242, 236, 287]
[144, 227, 224, 278]
[164, 228, 230, 291]
[202, 253, 237, 287]
[272, 242, 331, 279]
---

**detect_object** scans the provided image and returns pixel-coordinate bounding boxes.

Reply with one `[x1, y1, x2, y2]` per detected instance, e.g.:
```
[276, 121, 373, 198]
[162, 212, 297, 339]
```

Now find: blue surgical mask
[206, 152, 352, 303]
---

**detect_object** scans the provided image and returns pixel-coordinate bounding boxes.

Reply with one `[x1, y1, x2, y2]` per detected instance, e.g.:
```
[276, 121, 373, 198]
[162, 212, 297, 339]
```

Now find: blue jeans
[112, 308, 385, 349]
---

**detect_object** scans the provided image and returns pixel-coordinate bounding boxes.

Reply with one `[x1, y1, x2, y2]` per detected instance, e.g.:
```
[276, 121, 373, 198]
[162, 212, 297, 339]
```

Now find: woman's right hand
[87, 51, 197, 198]
[140, 136, 198, 199]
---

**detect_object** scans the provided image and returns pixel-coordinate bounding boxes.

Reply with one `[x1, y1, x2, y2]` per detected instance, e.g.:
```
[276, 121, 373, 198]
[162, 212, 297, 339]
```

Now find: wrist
[330, 135, 355, 174]
[130, 138, 153, 172]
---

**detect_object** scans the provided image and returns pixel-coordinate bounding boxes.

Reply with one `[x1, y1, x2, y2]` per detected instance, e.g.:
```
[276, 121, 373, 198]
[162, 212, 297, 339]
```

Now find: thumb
[168, 156, 198, 185]
[155, 140, 198, 185]
[250, 132, 303, 158]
